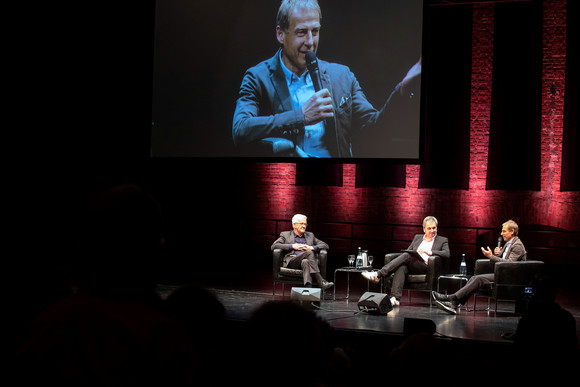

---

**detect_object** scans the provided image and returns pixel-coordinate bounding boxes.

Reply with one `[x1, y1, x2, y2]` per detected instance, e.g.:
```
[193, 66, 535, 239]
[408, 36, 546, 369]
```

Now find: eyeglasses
[294, 222, 307, 226]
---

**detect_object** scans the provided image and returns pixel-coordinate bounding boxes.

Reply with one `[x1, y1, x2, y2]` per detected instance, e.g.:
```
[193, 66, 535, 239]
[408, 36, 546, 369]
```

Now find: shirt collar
[423, 234, 436, 242]
[294, 231, 305, 239]
[279, 50, 310, 86]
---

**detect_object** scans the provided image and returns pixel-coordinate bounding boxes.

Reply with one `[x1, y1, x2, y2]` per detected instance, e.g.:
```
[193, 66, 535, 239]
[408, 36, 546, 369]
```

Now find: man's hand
[302, 89, 334, 125]
[292, 243, 313, 251]
[481, 246, 493, 258]
[400, 58, 421, 96]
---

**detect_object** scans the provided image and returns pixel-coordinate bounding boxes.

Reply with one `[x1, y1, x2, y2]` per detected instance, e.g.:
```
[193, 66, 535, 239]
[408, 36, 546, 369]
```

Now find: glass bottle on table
[356, 247, 363, 268]
[460, 254, 467, 276]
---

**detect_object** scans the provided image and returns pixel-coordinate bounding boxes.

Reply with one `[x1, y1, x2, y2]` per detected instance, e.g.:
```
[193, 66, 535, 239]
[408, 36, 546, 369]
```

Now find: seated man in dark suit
[362, 216, 450, 306]
[271, 214, 333, 289]
[432, 219, 527, 314]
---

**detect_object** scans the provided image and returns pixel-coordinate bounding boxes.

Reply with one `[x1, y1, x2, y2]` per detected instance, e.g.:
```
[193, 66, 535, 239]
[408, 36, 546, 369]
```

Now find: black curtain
[561, 0, 580, 191]
[355, 162, 406, 188]
[486, 0, 543, 191]
[295, 162, 343, 186]
[418, 3, 473, 190]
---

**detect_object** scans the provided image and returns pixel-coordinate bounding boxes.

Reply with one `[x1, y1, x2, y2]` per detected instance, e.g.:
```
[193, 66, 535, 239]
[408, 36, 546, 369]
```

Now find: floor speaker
[290, 287, 321, 302]
[357, 292, 393, 314]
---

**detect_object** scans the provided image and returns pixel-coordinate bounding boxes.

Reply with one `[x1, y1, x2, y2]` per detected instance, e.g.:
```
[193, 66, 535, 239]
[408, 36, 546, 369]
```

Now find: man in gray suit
[271, 214, 333, 289]
[433, 219, 528, 314]
[232, 0, 421, 157]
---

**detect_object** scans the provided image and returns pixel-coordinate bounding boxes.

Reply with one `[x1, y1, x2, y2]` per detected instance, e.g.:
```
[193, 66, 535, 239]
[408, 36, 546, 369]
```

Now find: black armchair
[382, 253, 442, 305]
[272, 249, 328, 296]
[472, 259, 544, 313]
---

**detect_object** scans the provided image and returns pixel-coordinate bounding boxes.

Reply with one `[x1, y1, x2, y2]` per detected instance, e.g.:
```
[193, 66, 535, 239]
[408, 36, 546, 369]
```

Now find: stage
[157, 278, 580, 347]
[212, 288, 522, 344]
[153, 278, 580, 383]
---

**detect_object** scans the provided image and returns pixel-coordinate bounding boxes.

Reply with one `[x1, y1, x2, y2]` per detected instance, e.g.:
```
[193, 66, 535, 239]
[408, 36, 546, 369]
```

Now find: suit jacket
[271, 231, 329, 264]
[490, 236, 527, 262]
[232, 49, 407, 157]
[407, 234, 451, 259]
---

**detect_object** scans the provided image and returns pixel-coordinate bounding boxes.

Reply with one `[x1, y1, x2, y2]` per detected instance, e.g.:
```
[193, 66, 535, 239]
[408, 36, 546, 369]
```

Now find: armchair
[382, 252, 442, 305]
[472, 259, 544, 313]
[272, 249, 328, 296]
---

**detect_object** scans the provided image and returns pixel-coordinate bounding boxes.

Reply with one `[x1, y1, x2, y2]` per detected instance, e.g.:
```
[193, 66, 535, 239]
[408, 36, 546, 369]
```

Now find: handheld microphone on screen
[305, 51, 323, 92]
[497, 236, 503, 249]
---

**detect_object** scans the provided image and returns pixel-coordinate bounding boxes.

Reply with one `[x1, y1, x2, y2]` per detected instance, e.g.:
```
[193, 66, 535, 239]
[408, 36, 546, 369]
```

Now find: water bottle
[460, 254, 467, 276]
[356, 247, 363, 268]
[362, 250, 368, 267]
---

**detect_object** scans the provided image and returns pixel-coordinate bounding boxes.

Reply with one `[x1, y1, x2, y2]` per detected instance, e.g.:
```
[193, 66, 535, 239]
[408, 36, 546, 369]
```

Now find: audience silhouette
[14, 184, 199, 386]
[513, 274, 579, 381]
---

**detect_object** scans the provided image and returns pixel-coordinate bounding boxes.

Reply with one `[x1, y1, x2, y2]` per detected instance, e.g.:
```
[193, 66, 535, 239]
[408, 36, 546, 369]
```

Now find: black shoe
[321, 280, 334, 290]
[435, 299, 458, 315]
[432, 291, 450, 302]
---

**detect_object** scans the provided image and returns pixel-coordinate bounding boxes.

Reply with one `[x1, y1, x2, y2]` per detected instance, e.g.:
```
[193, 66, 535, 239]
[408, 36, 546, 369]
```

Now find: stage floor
[214, 288, 520, 343]
[157, 280, 580, 346]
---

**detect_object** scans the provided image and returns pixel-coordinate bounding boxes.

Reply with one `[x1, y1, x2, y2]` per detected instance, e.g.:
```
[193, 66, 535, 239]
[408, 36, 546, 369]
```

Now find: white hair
[292, 214, 307, 224]
[422, 216, 438, 228]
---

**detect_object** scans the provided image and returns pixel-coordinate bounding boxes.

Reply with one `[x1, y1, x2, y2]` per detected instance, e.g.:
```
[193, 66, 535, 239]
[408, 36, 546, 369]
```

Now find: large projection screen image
[151, 0, 424, 160]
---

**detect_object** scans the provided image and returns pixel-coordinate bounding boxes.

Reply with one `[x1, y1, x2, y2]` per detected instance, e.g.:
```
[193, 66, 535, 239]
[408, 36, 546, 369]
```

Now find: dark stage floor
[157, 269, 580, 351]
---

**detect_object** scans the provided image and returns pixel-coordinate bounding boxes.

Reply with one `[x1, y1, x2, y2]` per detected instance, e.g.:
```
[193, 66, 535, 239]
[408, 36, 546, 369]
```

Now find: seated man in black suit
[362, 216, 450, 306]
[271, 214, 333, 289]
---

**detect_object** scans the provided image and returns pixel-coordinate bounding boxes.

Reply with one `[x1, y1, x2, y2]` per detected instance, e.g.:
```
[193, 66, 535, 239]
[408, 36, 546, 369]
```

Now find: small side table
[333, 267, 380, 300]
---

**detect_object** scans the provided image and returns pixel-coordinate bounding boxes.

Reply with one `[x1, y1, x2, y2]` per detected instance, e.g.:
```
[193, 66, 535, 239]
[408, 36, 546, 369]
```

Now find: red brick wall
[240, 0, 579, 233]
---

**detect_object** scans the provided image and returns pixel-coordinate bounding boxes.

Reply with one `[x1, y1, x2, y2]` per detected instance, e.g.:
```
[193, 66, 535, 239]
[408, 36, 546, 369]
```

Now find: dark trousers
[454, 273, 494, 304]
[284, 251, 320, 285]
[378, 253, 427, 299]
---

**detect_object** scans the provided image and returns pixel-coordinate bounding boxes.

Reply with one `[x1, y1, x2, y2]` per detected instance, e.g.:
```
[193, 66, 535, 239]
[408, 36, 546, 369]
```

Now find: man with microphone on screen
[232, 0, 421, 157]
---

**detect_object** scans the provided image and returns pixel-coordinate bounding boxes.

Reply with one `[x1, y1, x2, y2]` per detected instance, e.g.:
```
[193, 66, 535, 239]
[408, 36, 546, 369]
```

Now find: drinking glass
[368, 255, 374, 267]
[347, 255, 355, 267]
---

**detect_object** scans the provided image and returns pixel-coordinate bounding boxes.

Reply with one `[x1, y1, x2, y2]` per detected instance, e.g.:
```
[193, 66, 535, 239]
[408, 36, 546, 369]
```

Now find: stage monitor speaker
[290, 287, 321, 302]
[357, 292, 393, 314]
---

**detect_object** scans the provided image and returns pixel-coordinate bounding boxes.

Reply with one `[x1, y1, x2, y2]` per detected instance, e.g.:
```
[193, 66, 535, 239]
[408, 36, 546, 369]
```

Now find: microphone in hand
[305, 51, 323, 92]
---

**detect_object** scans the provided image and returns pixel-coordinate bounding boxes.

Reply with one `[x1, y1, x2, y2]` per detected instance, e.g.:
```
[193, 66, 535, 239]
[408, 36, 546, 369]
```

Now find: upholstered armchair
[472, 259, 544, 312]
[382, 252, 443, 305]
[272, 249, 328, 296]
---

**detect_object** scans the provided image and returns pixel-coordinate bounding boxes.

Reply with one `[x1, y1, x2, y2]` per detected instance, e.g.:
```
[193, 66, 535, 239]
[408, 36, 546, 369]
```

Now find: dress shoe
[435, 299, 458, 315]
[361, 271, 380, 284]
[321, 280, 334, 290]
[432, 291, 451, 302]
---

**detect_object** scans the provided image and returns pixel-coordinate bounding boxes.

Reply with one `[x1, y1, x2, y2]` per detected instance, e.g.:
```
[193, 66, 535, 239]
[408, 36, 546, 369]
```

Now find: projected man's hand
[302, 89, 334, 125]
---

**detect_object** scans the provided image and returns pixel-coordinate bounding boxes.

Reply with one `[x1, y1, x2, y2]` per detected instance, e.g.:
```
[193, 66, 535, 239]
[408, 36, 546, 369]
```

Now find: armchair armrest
[384, 252, 402, 266]
[475, 259, 493, 275]
[426, 255, 442, 286]
[273, 249, 283, 279]
[494, 260, 544, 285]
[319, 249, 328, 278]
[492, 260, 544, 300]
